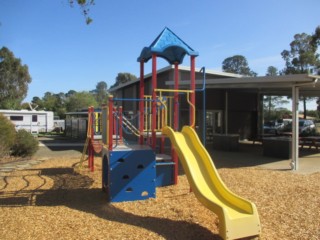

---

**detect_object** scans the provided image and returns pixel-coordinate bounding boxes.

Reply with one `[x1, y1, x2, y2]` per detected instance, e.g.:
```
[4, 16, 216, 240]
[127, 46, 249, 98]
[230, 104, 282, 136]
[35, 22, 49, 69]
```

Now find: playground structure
[80, 106, 103, 172]
[82, 28, 261, 239]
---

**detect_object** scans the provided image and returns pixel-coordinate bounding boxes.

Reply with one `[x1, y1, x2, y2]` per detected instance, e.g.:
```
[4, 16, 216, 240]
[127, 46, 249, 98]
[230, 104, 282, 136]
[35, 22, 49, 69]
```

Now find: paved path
[0, 136, 83, 175]
[0, 158, 48, 176]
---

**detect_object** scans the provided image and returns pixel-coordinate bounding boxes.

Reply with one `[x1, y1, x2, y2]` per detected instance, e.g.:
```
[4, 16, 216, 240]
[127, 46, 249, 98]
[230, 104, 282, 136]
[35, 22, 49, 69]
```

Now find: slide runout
[162, 126, 260, 240]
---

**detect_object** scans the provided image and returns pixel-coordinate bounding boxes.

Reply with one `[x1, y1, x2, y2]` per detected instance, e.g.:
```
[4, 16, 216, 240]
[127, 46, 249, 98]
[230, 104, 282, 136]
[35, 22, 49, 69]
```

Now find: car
[299, 119, 316, 135]
[283, 119, 316, 135]
[263, 120, 284, 135]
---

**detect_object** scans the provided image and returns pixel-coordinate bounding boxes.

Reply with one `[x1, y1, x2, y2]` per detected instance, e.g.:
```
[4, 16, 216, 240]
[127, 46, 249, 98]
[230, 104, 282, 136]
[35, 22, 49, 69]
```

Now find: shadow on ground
[0, 167, 220, 240]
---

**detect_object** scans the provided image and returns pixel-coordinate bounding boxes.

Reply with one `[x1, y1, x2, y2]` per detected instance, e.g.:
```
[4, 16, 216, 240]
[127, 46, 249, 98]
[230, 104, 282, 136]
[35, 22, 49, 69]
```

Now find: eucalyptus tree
[281, 26, 320, 118]
[0, 47, 31, 109]
[222, 55, 257, 76]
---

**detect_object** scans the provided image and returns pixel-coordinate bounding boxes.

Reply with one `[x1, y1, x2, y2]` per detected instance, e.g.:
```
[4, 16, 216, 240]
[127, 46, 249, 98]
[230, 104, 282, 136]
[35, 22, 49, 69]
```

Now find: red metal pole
[174, 62, 179, 130]
[139, 60, 145, 145]
[190, 56, 196, 128]
[173, 62, 179, 184]
[108, 96, 114, 151]
[113, 107, 117, 136]
[119, 106, 123, 142]
[89, 106, 95, 172]
[88, 107, 92, 170]
[152, 54, 157, 150]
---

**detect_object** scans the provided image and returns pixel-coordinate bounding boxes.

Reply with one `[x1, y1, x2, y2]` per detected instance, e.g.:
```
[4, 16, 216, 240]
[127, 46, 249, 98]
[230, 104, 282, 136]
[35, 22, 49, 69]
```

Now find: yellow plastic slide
[162, 126, 261, 240]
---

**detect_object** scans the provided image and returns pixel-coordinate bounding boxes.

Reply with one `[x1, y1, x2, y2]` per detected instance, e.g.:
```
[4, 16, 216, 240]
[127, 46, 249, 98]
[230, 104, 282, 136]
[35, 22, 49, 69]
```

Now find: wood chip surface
[0, 157, 319, 240]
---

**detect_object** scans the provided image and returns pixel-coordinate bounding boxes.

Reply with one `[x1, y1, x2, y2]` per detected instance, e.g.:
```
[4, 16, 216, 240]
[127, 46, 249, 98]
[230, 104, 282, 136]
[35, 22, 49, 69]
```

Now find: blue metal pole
[201, 67, 206, 145]
[196, 67, 206, 145]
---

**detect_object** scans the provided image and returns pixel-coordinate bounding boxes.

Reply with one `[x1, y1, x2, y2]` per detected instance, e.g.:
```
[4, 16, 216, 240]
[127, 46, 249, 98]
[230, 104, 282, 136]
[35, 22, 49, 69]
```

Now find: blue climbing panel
[102, 145, 156, 202]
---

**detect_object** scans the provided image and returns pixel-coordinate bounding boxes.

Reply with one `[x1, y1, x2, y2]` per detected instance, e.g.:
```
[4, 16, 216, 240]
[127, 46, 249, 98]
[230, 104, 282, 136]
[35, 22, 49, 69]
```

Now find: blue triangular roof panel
[137, 27, 198, 64]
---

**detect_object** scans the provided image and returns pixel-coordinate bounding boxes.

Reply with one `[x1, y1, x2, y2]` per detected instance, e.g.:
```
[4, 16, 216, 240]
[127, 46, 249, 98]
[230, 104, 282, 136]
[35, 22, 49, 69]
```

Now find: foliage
[93, 81, 108, 106]
[31, 92, 67, 119]
[281, 27, 320, 74]
[263, 95, 290, 120]
[263, 108, 292, 122]
[263, 67, 290, 118]
[280, 26, 320, 119]
[0, 114, 16, 157]
[29, 80, 110, 118]
[306, 110, 320, 120]
[68, 0, 95, 24]
[66, 90, 77, 97]
[222, 55, 257, 76]
[0, 47, 32, 109]
[66, 91, 98, 112]
[266, 66, 278, 76]
[11, 129, 39, 157]
[311, 26, 320, 48]
[111, 72, 138, 88]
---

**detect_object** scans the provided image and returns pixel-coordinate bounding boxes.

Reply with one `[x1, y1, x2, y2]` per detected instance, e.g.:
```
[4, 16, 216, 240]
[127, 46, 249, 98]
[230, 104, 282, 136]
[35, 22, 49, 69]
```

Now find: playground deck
[0, 146, 319, 239]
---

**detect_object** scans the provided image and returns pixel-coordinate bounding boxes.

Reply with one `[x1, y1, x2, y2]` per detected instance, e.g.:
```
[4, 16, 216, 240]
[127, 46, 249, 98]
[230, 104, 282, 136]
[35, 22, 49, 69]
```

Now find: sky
[0, 0, 320, 109]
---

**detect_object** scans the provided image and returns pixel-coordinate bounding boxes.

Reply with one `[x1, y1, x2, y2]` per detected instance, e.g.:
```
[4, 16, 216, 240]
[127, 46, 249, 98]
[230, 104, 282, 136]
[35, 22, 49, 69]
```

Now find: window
[10, 116, 23, 121]
[32, 115, 38, 122]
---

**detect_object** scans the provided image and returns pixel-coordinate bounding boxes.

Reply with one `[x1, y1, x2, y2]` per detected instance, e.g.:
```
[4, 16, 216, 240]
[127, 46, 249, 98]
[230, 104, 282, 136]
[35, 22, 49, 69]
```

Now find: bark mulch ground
[0, 156, 319, 240]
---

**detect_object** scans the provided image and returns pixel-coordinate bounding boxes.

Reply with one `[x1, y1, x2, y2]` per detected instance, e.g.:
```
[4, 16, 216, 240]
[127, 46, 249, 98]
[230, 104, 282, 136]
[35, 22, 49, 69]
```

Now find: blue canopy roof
[137, 27, 198, 64]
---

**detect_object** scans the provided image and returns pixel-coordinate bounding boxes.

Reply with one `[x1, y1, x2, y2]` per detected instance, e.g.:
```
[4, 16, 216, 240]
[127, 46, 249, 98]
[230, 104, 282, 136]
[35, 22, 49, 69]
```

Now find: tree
[264, 67, 289, 119]
[94, 81, 108, 105]
[31, 96, 44, 109]
[111, 72, 138, 88]
[0, 47, 32, 109]
[311, 25, 320, 74]
[66, 91, 98, 112]
[0, 114, 16, 157]
[266, 66, 278, 76]
[281, 26, 320, 118]
[281, 31, 320, 74]
[42, 92, 59, 111]
[66, 90, 77, 97]
[37, 92, 67, 119]
[222, 55, 257, 76]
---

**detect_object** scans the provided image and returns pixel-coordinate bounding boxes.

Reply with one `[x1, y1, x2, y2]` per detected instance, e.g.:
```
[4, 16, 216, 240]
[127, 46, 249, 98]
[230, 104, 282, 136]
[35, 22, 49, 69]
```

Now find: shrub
[0, 114, 16, 157]
[11, 129, 39, 157]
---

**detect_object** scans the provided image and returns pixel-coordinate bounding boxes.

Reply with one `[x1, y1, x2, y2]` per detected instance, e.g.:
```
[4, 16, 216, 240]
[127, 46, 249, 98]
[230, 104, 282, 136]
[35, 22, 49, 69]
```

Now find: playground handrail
[154, 88, 195, 128]
[120, 115, 140, 137]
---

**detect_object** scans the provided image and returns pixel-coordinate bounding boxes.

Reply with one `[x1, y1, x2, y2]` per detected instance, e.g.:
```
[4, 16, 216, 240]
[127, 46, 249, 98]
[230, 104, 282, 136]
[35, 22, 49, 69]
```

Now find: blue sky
[1, 0, 320, 108]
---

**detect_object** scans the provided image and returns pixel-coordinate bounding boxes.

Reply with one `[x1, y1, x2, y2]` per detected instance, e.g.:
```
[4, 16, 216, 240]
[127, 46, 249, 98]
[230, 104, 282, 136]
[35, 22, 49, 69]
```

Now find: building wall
[110, 67, 259, 142]
[227, 91, 258, 140]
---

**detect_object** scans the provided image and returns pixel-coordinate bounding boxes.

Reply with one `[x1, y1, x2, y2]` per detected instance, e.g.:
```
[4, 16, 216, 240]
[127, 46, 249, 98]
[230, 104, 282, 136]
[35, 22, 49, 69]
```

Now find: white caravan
[0, 109, 54, 134]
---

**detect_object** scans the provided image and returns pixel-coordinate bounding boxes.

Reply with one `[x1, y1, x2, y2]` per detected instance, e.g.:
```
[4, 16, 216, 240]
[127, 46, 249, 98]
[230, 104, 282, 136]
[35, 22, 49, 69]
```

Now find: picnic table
[299, 136, 320, 150]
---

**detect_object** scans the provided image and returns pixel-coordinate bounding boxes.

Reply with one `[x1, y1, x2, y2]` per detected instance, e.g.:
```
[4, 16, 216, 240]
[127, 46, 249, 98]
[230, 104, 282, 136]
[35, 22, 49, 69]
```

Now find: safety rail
[144, 95, 174, 132]
[103, 91, 194, 151]
[154, 88, 195, 128]
[120, 114, 140, 137]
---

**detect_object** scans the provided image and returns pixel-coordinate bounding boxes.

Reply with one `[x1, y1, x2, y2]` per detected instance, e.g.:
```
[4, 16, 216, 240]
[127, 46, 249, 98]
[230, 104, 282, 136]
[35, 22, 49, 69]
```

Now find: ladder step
[156, 161, 175, 166]
[156, 154, 175, 166]
[113, 134, 121, 140]
[142, 131, 164, 138]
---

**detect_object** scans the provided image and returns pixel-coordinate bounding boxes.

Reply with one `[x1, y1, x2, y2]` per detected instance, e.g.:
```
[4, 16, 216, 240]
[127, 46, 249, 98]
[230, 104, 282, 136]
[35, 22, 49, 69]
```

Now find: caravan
[0, 109, 54, 135]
